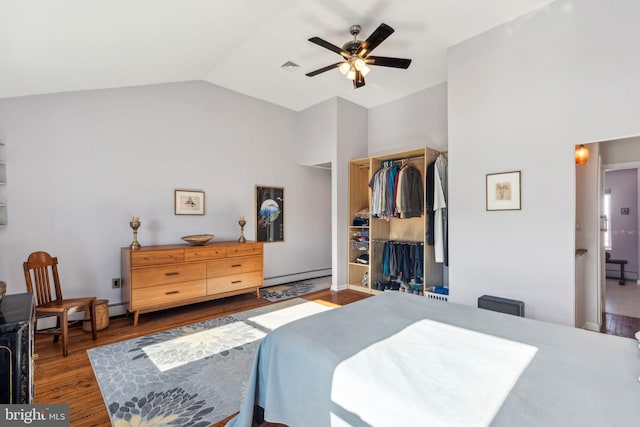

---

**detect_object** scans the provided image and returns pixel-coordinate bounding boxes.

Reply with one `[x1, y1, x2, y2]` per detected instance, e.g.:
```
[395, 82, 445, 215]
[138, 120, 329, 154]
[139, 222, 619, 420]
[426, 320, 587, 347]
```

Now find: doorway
[575, 135, 640, 336]
[602, 165, 640, 319]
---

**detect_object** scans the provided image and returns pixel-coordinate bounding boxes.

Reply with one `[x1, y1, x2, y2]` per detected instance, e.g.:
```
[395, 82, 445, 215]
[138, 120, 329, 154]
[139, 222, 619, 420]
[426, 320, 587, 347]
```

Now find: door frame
[600, 160, 640, 322]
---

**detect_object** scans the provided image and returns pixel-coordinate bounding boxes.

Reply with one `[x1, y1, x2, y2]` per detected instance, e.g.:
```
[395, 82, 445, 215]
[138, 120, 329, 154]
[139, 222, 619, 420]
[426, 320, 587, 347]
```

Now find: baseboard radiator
[478, 295, 525, 317]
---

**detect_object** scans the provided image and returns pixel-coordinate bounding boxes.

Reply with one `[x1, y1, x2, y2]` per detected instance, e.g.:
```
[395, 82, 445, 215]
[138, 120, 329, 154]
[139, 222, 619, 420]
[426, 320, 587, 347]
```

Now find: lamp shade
[575, 144, 589, 165]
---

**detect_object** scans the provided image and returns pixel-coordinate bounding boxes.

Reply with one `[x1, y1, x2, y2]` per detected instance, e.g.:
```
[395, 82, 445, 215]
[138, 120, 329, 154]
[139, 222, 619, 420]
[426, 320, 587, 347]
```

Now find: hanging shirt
[434, 155, 447, 263]
[426, 161, 435, 246]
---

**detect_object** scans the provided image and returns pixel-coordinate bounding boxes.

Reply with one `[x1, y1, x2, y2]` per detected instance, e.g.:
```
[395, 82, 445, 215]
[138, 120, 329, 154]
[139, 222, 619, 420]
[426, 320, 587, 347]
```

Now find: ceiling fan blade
[308, 37, 350, 59]
[366, 56, 412, 69]
[357, 23, 394, 57]
[353, 70, 366, 89]
[306, 62, 344, 77]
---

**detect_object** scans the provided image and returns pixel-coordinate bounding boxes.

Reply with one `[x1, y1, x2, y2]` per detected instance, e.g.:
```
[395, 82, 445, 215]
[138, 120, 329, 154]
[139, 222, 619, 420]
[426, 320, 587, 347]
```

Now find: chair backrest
[23, 251, 64, 306]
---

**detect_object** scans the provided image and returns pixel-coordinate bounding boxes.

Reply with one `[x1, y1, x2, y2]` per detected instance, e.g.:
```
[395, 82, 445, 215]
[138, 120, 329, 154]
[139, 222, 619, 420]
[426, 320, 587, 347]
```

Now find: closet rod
[358, 155, 425, 169]
[357, 150, 446, 169]
[371, 238, 423, 244]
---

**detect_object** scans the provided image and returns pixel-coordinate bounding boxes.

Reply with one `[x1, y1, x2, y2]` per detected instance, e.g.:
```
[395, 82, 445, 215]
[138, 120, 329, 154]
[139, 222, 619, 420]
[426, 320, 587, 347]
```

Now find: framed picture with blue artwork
[256, 186, 284, 242]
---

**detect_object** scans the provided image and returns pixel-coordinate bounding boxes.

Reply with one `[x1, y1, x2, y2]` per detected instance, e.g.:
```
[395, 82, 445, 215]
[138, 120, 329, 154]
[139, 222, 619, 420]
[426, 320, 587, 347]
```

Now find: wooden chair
[23, 251, 97, 357]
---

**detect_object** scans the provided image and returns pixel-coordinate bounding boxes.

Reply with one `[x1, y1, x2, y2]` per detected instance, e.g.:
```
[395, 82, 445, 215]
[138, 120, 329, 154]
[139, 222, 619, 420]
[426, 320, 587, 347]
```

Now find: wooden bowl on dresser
[181, 234, 214, 245]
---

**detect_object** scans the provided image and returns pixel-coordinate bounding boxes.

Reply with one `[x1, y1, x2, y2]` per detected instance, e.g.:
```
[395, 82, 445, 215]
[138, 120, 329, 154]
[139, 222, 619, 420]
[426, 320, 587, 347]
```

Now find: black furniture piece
[478, 294, 525, 317]
[606, 257, 628, 286]
[0, 292, 35, 404]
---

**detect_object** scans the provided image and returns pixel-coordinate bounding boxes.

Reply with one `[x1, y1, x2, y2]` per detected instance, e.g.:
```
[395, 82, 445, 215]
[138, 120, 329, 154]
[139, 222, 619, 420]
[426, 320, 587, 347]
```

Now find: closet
[347, 147, 445, 296]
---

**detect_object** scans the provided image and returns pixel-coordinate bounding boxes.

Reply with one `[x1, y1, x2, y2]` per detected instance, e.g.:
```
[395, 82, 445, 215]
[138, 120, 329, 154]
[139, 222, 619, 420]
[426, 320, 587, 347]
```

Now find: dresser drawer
[131, 280, 206, 309]
[207, 271, 262, 294]
[227, 243, 263, 257]
[207, 255, 262, 278]
[132, 262, 206, 289]
[131, 249, 184, 267]
[184, 245, 227, 261]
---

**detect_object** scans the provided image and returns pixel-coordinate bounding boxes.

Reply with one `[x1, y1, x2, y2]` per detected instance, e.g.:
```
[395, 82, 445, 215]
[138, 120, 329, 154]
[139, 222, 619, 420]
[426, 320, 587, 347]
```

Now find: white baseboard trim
[331, 283, 349, 291]
[583, 321, 600, 332]
[263, 268, 332, 287]
[108, 302, 128, 317]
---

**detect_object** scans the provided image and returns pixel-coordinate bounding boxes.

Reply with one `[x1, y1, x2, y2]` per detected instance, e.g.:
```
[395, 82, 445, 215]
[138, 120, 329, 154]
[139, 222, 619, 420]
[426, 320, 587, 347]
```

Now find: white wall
[335, 98, 368, 289]
[601, 136, 640, 164]
[448, 0, 640, 324]
[0, 81, 332, 305]
[368, 83, 448, 156]
[296, 98, 337, 167]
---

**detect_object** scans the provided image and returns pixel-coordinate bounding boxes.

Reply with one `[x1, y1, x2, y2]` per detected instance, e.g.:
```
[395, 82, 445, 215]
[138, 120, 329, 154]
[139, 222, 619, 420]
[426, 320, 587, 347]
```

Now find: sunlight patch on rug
[143, 321, 267, 372]
[248, 300, 334, 330]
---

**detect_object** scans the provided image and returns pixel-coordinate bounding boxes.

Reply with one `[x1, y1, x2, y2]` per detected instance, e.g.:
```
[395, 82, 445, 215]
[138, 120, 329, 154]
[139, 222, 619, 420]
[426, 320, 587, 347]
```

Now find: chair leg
[61, 311, 69, 357]
[90, 300, 97, 340]
[53, 316, 60, 343]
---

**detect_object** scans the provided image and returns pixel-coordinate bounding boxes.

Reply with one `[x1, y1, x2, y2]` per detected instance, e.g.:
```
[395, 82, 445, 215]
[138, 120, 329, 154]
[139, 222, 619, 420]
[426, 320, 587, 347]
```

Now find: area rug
[260, 276, 331, 302]
[88, 298, 333, 427]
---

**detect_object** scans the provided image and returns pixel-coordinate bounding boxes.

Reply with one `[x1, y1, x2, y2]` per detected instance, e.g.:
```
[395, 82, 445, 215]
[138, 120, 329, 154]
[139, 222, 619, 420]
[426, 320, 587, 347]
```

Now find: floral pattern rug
[259, 276, 331, 302]
[88, 298, 332, 427]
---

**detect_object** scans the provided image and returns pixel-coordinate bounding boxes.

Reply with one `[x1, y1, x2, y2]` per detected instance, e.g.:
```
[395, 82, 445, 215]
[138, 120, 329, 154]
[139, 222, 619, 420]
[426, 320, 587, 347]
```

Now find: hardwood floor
[33, 289, 370, 427]
[603, 312, 640, 338]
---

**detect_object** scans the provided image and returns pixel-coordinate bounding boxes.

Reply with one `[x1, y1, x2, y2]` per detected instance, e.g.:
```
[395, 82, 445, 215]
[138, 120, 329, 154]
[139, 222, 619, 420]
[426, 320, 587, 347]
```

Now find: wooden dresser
[121, 241, 263, 325]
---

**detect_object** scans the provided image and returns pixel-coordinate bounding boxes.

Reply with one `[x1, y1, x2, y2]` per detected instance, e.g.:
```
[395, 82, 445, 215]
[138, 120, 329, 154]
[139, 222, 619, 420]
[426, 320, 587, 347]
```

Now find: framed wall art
[175, 189, 205, 215]
[486, 171, 521, 211]
[256, 186, 284, 242]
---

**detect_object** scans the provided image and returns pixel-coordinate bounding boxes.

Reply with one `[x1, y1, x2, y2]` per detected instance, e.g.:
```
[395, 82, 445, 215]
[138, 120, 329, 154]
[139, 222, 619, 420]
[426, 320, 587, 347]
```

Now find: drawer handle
[231, 264, 242, 267]
[165, 291, 179, 295]
[231, 280, 242, 284]
[165, 272, 179, 276]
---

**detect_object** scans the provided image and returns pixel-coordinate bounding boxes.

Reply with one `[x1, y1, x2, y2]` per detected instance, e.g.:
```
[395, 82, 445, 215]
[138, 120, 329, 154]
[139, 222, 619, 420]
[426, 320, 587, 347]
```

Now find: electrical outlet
[112, 278, 121, 289]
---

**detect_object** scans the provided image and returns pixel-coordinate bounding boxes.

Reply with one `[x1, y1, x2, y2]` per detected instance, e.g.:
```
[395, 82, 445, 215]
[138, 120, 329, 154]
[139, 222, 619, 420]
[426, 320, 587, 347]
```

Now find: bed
[226, 292, 640, 427]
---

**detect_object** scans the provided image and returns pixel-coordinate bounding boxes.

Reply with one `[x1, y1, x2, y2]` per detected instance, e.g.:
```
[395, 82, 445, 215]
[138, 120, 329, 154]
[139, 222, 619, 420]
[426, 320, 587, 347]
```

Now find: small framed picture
[256, 186, 284, 242]
[486, 171, 521, 211]
[175, 190, 205, 215]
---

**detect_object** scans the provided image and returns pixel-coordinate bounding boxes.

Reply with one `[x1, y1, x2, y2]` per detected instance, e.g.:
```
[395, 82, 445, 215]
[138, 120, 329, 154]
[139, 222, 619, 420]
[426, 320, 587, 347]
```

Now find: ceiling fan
[306, 23, 412, 89]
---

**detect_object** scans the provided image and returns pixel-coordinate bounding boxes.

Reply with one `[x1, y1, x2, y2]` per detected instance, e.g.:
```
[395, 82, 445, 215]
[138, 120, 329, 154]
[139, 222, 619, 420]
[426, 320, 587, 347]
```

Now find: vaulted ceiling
[0, 0, 555, 111]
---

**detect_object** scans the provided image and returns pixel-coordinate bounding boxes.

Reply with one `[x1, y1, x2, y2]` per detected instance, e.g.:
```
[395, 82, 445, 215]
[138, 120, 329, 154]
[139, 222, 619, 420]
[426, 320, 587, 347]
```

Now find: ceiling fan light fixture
[306, 23, 412, 89]
[354, 57, 366, 71]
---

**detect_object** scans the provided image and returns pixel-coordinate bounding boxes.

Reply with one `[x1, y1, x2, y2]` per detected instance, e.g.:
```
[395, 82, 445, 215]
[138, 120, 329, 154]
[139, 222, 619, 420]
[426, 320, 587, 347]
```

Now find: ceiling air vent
[281, 61, 300, 72]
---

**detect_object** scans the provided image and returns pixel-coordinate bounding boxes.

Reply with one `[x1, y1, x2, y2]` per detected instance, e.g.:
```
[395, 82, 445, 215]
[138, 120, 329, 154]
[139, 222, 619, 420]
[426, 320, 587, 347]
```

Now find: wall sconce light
[575, 144, 589, 165]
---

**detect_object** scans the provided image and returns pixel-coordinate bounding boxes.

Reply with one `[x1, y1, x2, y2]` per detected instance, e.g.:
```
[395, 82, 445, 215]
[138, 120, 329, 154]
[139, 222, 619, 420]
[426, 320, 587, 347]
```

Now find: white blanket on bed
[331, 319, 537, 426]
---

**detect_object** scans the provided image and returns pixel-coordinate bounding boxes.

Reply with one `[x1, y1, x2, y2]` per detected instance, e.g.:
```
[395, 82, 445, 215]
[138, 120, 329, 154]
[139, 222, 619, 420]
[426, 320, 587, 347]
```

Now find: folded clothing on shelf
[355, 253, 369, 264]
[433, 286, 449, 295]
[352, 217, 369, 226]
